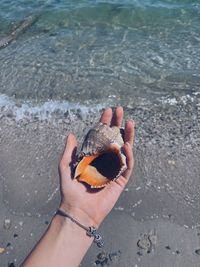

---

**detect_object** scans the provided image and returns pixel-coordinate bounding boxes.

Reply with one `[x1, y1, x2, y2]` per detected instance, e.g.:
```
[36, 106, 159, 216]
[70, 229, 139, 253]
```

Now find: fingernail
[125, 142, 130, 147]
[126, 119, 135, 125]
[67, 133, 72, 139]
[130, 119, 135, 126]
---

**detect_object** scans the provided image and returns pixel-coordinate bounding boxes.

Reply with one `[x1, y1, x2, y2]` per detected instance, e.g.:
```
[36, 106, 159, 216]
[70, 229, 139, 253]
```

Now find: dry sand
[0, 102, 200, 267]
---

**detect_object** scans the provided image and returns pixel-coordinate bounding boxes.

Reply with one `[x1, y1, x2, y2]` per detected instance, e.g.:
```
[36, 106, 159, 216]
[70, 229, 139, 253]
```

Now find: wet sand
[0, 102, 200, 267]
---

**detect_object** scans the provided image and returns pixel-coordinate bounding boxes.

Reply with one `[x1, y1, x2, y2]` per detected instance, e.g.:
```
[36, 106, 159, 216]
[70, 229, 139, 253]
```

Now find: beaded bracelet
[56, 209, 104, 248]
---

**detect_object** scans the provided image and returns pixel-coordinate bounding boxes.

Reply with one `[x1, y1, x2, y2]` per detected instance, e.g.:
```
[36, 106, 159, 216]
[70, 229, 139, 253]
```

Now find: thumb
[59, 133, 78, 173]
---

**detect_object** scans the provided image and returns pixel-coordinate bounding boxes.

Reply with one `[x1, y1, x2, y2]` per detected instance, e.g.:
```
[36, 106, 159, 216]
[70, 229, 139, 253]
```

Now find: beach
[0, 97, 200, 266]
[1, 0, 200, 266]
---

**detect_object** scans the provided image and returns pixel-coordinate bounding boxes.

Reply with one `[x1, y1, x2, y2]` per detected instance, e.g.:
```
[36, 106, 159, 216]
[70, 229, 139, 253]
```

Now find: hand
[58, 107, 135, 228]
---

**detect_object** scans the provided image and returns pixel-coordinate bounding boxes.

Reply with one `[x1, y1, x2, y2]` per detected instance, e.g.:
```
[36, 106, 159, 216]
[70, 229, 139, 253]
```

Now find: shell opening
[90, 150, 121, 179]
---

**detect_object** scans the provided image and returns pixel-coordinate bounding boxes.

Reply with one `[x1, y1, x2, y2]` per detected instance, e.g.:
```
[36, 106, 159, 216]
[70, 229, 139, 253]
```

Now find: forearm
[21, 213, 94, 267]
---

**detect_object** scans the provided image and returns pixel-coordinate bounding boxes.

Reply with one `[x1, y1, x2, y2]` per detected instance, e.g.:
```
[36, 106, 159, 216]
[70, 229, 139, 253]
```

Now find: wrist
[51, 211, 93, 244]
[48, 210, 95, 265]
[55, 208, 104, 248]
[58, 203, 99, 228]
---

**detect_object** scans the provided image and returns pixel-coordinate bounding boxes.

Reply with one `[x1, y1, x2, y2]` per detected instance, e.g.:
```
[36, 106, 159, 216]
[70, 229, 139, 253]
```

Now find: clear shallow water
[0, 0, 200, 109]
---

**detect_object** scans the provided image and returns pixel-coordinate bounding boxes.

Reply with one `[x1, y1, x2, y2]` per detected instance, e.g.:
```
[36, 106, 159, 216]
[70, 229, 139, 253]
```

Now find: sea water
[0, 0, 200, 117]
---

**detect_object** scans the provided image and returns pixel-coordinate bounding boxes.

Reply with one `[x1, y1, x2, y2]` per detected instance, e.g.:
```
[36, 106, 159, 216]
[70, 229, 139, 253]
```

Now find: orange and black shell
[74, 123, 127, 188]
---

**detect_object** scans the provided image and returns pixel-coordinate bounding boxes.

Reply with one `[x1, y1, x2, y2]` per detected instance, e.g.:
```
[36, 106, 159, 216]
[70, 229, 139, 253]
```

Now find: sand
[0, 102, 200, 267]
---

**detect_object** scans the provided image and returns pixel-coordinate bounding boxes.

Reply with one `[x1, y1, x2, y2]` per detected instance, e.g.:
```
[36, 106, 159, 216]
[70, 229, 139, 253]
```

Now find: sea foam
[0, 94, 104, 121]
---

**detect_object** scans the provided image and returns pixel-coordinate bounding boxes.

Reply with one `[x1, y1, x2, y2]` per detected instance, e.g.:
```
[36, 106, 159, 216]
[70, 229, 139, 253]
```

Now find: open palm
[59, 107, 135, 227]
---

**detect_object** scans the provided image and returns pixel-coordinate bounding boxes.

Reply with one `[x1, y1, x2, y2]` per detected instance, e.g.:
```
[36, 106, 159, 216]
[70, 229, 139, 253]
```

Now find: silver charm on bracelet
[86, 226, 104, 248]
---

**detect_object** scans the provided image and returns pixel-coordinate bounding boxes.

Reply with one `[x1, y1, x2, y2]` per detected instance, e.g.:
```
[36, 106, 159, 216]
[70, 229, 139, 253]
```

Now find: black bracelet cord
[56, 209, 104, 248]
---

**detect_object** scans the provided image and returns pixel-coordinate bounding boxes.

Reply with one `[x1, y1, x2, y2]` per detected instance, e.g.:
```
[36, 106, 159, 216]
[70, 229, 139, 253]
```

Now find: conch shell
[74, 123, 127, 188]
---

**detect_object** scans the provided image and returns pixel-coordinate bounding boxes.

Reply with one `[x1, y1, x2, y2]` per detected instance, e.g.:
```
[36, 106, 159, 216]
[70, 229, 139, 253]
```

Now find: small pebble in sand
[114, 206, 124, 211]
[0, 247, 5, 254]
[4, 219, 11, 230]
[8, 263, 15, 267]
[95, 250, 121, 266]
[165, 245, 171, 250]
[175, 250, 180, 254]
[109, 251, 121, 262]
[19, 221, 23, 227]
[195, 249, 200, 255]
[135, 186, 141, 191]
[167, 160, 176, 165]
[137, 251, 143, 256]
[13, 234, 18, 238]
[95, 252, 108, 266]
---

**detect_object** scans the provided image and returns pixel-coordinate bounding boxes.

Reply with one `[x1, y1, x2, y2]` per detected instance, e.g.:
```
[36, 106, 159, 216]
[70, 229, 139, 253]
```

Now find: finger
[99, 107, 112, 125]
[111, 106, 124, 127]
[124, 120, 135, 146]
[60, 133, 77, 170]
[114, 175, 129, 190]
[122, 142, 134, 180]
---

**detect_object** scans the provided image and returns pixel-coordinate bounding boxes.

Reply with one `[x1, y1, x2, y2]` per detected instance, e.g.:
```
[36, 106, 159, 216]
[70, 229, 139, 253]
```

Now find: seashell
[74, 123, 127, 188]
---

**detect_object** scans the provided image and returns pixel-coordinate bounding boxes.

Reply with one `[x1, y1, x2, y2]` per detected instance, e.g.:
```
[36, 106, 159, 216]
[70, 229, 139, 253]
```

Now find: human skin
[21, 106, 135, 267]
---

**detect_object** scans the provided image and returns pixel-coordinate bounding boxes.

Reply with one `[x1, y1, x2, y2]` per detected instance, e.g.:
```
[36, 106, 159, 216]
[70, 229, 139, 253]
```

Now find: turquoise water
[0, 0, 200, 107]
